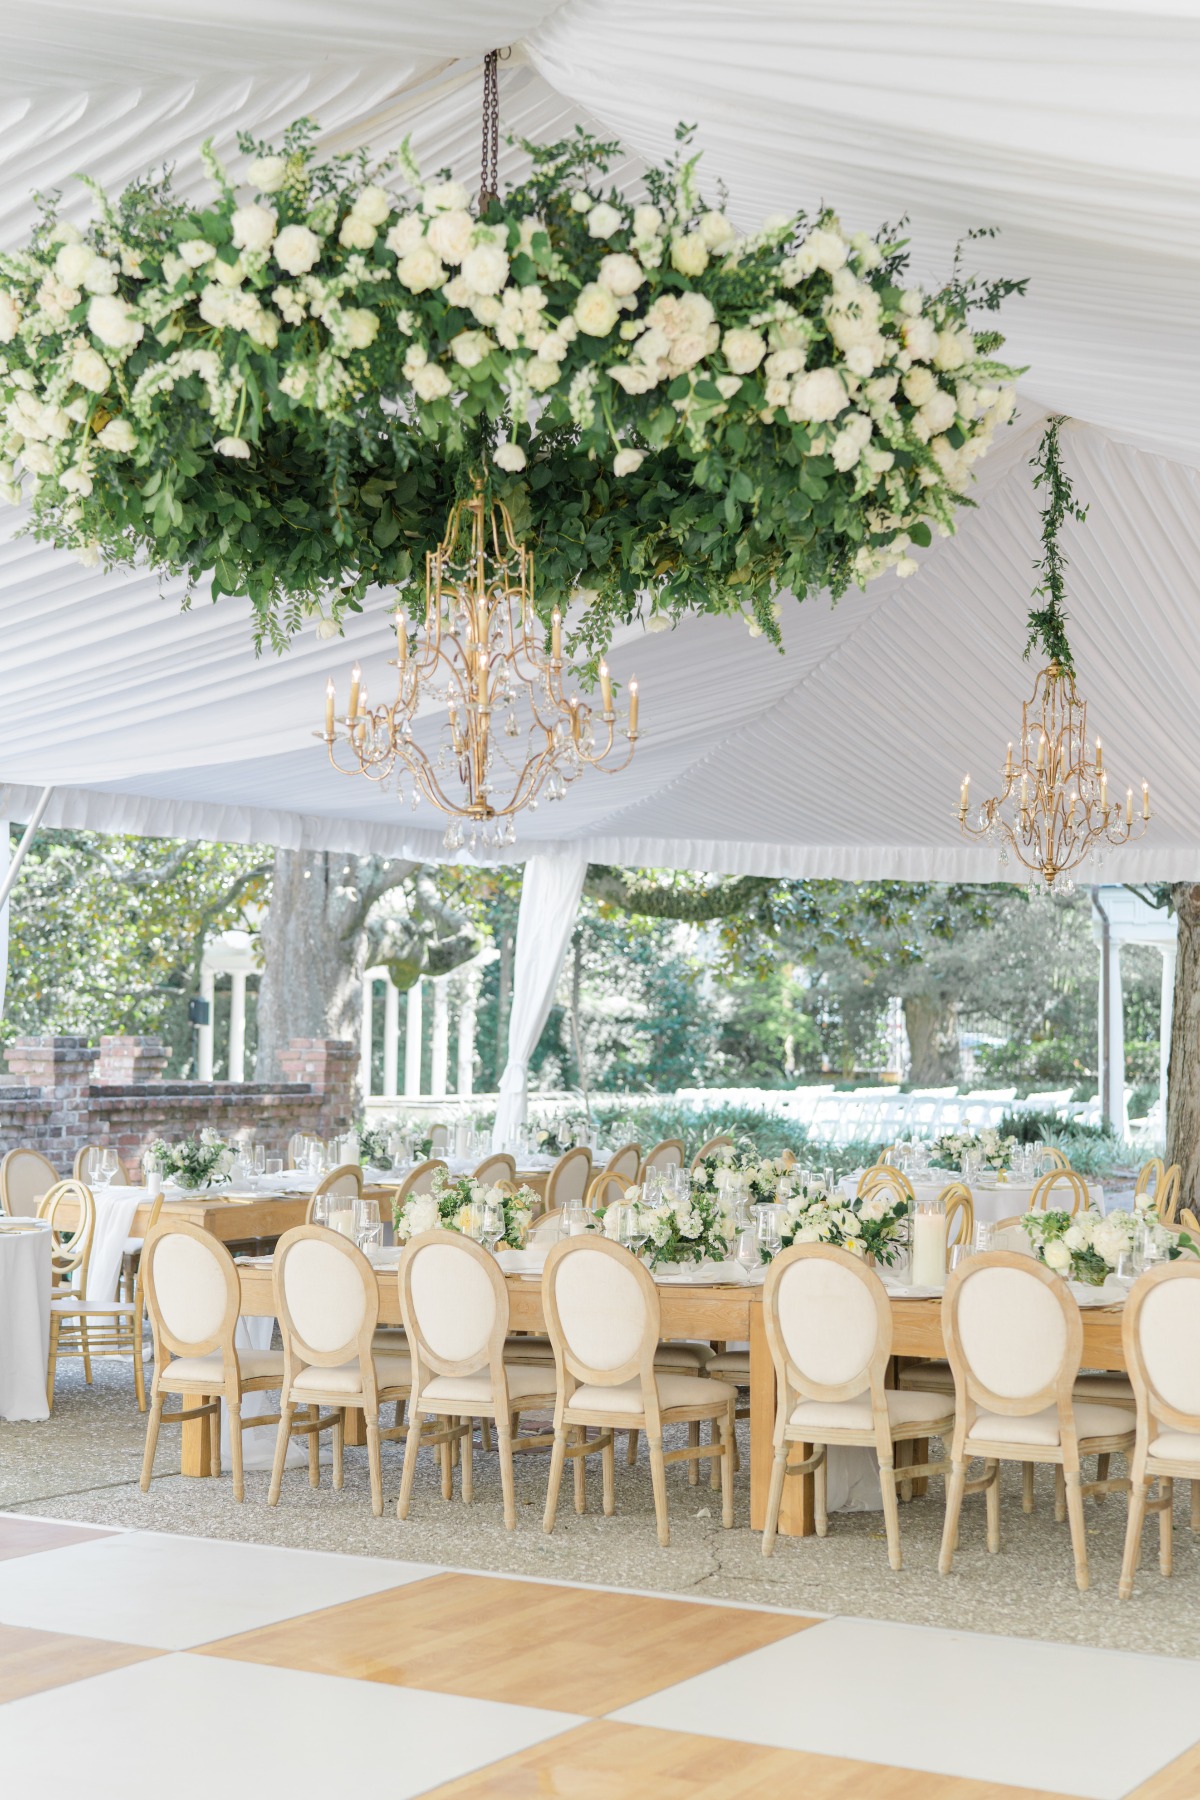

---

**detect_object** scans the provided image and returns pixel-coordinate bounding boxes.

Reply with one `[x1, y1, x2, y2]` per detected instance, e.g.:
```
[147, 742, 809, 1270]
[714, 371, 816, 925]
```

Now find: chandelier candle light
[958, 420, 1151, 892]
[320, 478, 639, 852]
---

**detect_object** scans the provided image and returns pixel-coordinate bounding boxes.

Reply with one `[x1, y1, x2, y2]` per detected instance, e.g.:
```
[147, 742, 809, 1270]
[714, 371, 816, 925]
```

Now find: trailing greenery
[0, 119, 1019, 652]
[1024, 415, 1088, 671]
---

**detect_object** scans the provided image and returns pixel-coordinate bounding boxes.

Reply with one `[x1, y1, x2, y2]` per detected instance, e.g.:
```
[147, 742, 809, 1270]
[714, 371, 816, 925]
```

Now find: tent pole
[0, 785, 55, 1022]
[0, 785, 55, 913]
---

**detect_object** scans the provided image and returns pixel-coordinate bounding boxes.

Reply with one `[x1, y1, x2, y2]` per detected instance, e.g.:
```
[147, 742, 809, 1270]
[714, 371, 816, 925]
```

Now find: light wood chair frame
[397, 1228, 557, 1529]
[761, 1243, 951, 1567]
[1155, 1164, 1182, 1225]
[140, 1218, 285, 1500]
[269, 1225, 411, 1517]
[638, 1139, 686, 1181]
[304, 1162, 364, 1223]
[472, 1152, 517, 1187]
[857, 1164, 916, 1204]
[40, 1180, 152, 1412]
[939, 1250, 1133, 1591]
[938, 1181, 975, 1250]
[543, 1146, 593, 1212]
[1134, 1157, 1164, 1201]
[541, 1235, 734, 1546]
[1029, 1167, 1088, 1214]
[601, 1142, 642, 1186]
[1, 1146, 59, 1217]
[1118, 1260, 1200, 1597]
[392, 1158, 448, 1210]
[584, 1170, 629, 1211]
[690, 1135, 735, 1170]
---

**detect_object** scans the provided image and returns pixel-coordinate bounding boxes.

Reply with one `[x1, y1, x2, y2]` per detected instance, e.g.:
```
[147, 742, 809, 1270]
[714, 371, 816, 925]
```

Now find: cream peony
[87, 294, 143, 350]
[574, 282, 619, 338]
[722, 328, 766, 374]
[351, 185, 392, 227]
[830, 411, 873, 472]
[338, 213, 377, 251]
[632, 204, 663, 238]
[460, 241, 509, 296]
[22, 442, 55, 475]
[81, 257, 118, 296]
[613, 448, 645, 476]
[788, 367, 845, 422]
[96, 417, 136, 453]
[586, 202, 624, 240]
[386, 215, 425, 258]
[247, 154, 288, 193]
[397, 246, 446, 293]
[273, 225, 321, 276]
[450, 329, 493, 368]
[411, 362, 452, 401]
[315, 616, 340, 640]
[215, 436, 251, 458]
[423, 179, 471, 214]
[698, 210, 736, 251]
[902, 316, 937, 361]
[525, 357, 559, 392]
[902, 367, 938, 407]
[597, 253, 643, 297]
[0, 293, 21, 342]
[493, 439, 526, 471]
[343, 307, 379, 350]
[59, 467, 92, 496]
[231, 203, 277, 253]
[426, 208, 473, 265]
[55, 243, 96, 286]
[919, 389, 957, 435]
[805, 226, 848, 272]
[934, 328, 971, 371]
[178, 239, 216, 269]
[670, 233, 709, 278]
[70, 346, 111, 393]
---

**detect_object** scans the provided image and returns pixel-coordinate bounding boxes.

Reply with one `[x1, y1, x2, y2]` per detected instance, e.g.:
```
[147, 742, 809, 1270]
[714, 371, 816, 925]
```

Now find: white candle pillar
[228, 969, 247, 1083]
[197, 966, 215, 1081]
[383, 976, 399, 1099]
[431, 979, 449, 1098]
[404, 979, 423, 1097]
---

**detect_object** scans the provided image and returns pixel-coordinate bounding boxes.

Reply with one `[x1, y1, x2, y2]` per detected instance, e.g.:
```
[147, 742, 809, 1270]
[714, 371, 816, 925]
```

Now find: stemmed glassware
[754, 1202, 783, 1261]
[481, 1197, 505, 1254]
[354, 1197, 382, 1255]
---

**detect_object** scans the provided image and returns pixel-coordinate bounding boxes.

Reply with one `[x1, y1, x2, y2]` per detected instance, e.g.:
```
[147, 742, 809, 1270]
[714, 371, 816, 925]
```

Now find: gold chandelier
[319, 478, 639, 852]
[959, 659, 1150, 893]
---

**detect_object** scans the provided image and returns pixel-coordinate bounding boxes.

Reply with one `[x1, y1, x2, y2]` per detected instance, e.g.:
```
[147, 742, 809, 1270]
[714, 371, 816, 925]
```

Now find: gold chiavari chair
[1038, 1145, 1070, 1171]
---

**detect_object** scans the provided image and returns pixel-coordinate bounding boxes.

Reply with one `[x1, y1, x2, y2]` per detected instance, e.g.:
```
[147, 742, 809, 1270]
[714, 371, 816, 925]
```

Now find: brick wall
[0, 1034, 357, 1178]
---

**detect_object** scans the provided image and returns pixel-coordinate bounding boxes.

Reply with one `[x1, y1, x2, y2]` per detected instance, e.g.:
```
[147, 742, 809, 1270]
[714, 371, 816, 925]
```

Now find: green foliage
[0, 122, 1019, 652]
[1024, 416, 1088, 671]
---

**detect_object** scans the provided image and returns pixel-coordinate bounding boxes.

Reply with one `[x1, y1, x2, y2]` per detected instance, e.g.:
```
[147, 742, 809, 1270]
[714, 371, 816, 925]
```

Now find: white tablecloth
[0, 1221, 52, 1421]
[220, 1314, 305, 1471]
[85, 1187, 145, 1302]
[842, 1174, 1104, 1226]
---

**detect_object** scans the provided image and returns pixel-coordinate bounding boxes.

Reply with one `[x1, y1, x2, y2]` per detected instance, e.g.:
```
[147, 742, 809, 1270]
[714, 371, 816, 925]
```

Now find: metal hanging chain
[479, 47, 509, 208]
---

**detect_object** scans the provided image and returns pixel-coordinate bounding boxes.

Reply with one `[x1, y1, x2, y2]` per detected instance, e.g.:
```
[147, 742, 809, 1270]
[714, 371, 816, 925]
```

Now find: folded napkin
[1069, 1280, 1126, 1308]
[653, 1260, 759, 1286]
[495, 1247, 548, 1275]
[367, 1247, 403, 1268]
[881, 1281, 945, 1300]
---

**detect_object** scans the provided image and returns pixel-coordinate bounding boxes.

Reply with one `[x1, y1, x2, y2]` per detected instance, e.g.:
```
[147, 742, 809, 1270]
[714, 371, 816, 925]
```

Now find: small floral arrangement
[930, 1127, 1016, 1173]
[354, 1123, 394, 1168]
[779, 1181, 910, 1268]
[692, 1148, 801, 1206]
[148, 1129, 233, 1190]
[531, 1113, 590, 1158]
[607, 1181, 736, 1269]
[393, 1170, 534, 1250]
[1024, 1195, 1196, 1284]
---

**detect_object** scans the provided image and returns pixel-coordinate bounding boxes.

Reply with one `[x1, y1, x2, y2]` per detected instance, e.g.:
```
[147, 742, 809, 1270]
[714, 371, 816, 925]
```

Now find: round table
[0, 1220, 52, 1421]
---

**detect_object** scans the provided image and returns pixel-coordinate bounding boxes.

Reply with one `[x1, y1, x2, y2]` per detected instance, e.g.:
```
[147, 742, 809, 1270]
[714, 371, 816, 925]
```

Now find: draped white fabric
[493, 853, 588, 1146]
[0, 8, 1197, 880]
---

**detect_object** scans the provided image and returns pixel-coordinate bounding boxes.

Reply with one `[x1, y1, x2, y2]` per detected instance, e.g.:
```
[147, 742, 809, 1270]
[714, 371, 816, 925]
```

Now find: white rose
[902, 316, 938, 361]
[82, 257, 118, 296]
[70, 346, 110, 393]
[178, 239, 216, 269]
[806, 226, 848, 272]
[493, 439, 526, 472]
[461, 241, 509, 296]
[398, 246, 446, 294]
[597, 252, 643, 298]
[722, 328, 766, 374]
[920, 390, 957, 434]
[830, 411, 873, 471]
[450, 329, 493, 368]
[87, 294, 143, 350]
[21, 442, 55, 475]
[411, 362, 452, 401]
[902, 367, 938, 407]
[633, 204, 663, 237]
[570, 190, 593, 214]
[670, 233, 709, 278]
[0, 292, 21, 342]
[587, 202, 624, 240]
[215, 436, 251, 458]
[343, 307, 379, 350]
[525, 357, 560, 392]
[698, 210, 736, 251]
[231, 203, 277, 254]
[351, 184, 392, 227]
[715, 374, 742, 398]
[212, 256, 245, 289]
[386, 215, 425, 258]
[427, 208, 473, 265]
[788, 366, 846, 423]
[96, 418, 134, 454]
[613, 448, 645, 477]
[1043, 1239, 1071, 1272]
[247, 155, 289, 193]
[845, 344, 876, 378]
[934, 328, 971, 371]
[339, 213, 377, 251]
[59, 467, 92, 496]
[315, 616, 340, 640]
[273, 225, 322, 276]
[72, 541, 100, 564]
[55, 243, 96, 286]
[424, 179, 471, 214]
[574, 282, 619, 337]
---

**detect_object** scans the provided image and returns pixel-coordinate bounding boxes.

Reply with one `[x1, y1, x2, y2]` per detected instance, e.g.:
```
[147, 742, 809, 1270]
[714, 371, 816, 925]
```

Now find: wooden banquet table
[178, 1266, 1129, 1539]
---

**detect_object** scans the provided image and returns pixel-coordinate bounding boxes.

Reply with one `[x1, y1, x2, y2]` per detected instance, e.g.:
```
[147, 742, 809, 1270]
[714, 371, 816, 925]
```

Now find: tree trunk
[1166, 882, 1200, 1192]
[255, 850, 368, 1080]
[902, 995, 961, 1085]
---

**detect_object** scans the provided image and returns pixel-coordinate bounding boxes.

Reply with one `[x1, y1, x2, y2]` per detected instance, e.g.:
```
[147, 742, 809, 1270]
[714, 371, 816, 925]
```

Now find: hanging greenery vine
[1025, 415, 1088, 672]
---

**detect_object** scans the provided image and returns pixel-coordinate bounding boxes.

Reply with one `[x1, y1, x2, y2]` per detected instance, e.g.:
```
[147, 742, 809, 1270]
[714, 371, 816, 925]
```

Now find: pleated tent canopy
[1, 1, 1199, 884]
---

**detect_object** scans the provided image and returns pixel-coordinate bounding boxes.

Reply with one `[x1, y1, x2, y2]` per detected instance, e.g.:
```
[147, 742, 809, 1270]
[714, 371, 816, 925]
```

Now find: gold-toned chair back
[938, 1182, 975, 1250]
[1029, 1167, 1088, 1215]
[1135, 1156, 1165, 1200]
[1156, 1164, 1182, 1224]
[1, 1147, 59, 1217]
[36, 1180, 96, 1288]
[857, 1163, 914, 1204]
[690, 1135, 734, 1170]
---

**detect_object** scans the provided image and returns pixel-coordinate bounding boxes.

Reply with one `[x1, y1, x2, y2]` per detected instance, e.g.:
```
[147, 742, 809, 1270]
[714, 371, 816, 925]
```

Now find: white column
[431, 980, 449, 1098]
[228, 970, 247, 1083]
[457, 971, 478, 1097]
[1159, 941, 1177, 1138]
[383, 976, 399, 1099]
[404, 979, 424, 1097]
[198, 967, 216, 1081]
[359, 974, 375, 1101]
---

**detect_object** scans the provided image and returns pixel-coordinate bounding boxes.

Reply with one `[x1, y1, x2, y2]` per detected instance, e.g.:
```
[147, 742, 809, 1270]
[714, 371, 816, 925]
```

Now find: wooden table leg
[343, 1405, 367, 1447]
[181, 1394, 215, 1478]
[909, 1437, 930, 1499]
[749, 1297, 814, 1536]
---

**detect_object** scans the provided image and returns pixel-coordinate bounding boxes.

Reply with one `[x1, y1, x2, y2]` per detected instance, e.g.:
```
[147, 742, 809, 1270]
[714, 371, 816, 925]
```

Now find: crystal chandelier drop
[319, 478, 640, 853]
[958, 659, 1150, 894]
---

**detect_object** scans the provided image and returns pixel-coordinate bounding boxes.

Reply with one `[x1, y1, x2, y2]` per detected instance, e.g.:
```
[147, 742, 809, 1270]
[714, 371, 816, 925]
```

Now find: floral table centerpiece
[1022, 1196, 1196, 1284]
[531, 1113, 591, 1159]
[929, 1127, 1017, 1174]
[606, 1182, 736, 1271]
[692, 1147, 803, 1207]
[148, 1129, 234, 1191]
[393, 1170, 535, 1250]
[779, 1181, 910, 1269]
[355, 1123, 395, 1169]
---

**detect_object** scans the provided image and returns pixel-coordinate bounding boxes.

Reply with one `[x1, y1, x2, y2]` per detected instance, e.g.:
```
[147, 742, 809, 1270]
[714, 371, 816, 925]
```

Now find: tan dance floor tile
[415, 1718, 1080, 1799]
[1126, 1741, 1200, 1799]
[0, 1516, 117, 1562]
[0, 1621, 161, 1702]
[198, 1571, 816, 1713]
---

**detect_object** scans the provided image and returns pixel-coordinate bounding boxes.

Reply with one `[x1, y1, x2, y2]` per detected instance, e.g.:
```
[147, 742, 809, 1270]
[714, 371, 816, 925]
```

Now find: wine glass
[734, 1225, 759, 1275]
[354, 1197, 382, 1254]
[310, 1192, 332, 1229]
[754, 1203, 782, 1261]
[265, 1157, 283, 1183]
[625, 1205, 648, 1261]
[253, 1142, 266, 1179]
[641, 1169, 664, 1210]
[481, 1197, 505, 1254]
[99, 1148, 119, 1188]
[85, 1146, 104, 1187]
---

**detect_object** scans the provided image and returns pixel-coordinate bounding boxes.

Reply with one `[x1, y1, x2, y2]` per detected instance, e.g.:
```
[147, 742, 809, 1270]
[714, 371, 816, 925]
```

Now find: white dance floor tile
[612, 1614, 1200, 1799]
[0, 1651, 582, 1799]
[0, 1530, 441, 1649]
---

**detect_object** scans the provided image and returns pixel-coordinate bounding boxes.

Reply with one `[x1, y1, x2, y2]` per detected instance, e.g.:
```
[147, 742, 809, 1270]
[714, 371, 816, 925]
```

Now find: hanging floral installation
[0, 119, 1022, 652]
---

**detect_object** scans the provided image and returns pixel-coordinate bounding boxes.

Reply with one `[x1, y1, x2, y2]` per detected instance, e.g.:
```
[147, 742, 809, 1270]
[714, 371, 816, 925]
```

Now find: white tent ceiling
[1, 2, 1198, 880]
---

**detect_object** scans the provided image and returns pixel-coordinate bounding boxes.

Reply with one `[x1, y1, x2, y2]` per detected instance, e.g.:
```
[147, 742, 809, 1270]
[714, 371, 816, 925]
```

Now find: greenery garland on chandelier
[0, 118, 1023, 653]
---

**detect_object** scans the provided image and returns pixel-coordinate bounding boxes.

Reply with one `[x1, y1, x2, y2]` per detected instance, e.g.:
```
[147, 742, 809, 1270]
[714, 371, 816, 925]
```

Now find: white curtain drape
[0, 804, 9, 1022]
[492, 853, 588, 1148]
